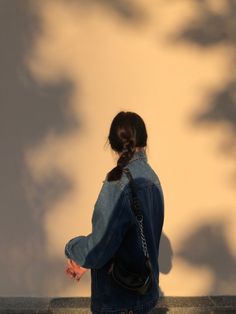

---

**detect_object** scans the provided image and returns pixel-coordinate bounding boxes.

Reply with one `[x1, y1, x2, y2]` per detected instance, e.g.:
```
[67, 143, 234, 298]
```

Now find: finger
[65, 268, 72, 275]
[66, 268, 76, 278]
[75, 275, 81, 281]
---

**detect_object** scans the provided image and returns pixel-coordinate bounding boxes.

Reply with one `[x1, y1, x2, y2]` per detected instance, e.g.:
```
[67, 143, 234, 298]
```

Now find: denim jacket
[65, 151, 164, 314]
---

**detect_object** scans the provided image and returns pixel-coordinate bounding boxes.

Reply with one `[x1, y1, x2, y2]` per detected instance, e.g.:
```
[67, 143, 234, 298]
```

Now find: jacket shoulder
[102, 172, 130, 195]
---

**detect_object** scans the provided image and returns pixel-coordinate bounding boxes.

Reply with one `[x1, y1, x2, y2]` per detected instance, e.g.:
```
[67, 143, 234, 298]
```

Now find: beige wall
[1, 0, 235, 296]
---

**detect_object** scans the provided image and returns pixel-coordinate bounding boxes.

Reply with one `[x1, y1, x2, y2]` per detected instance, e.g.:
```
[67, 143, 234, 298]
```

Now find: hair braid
[107, 111, 147, 181]
[108, 136, 136, 181]
[117, 138, 135, 168]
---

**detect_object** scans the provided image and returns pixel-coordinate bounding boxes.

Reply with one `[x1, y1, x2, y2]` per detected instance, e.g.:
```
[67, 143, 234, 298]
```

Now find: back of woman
[65, 111, 165, 314]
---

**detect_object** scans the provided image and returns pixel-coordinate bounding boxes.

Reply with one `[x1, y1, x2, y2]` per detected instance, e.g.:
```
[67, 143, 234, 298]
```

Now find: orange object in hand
[65, 259, 88, 281]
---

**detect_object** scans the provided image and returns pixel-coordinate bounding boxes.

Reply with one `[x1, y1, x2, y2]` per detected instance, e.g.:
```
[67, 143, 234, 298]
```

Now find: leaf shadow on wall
[0, 0, 83, 296]
[65, 0, 148, 25]
[161, 0, 236, 296]
[167, 0, 236, 184]
[176, 218, 236, 295]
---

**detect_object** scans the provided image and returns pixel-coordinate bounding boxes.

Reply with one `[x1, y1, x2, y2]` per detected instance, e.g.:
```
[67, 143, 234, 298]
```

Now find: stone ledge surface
[0, 296, 236, 313]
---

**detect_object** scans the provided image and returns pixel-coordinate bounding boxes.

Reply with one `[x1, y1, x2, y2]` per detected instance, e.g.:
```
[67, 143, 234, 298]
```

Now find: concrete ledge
[0, 296, 236, 313]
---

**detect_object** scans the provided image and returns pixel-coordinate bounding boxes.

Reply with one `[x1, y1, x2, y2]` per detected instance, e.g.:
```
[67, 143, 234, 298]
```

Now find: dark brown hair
[107, 111, 147, 181]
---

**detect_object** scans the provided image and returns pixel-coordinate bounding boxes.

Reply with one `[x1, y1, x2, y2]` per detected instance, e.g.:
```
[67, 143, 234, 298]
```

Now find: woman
[65, 111, 165, 314]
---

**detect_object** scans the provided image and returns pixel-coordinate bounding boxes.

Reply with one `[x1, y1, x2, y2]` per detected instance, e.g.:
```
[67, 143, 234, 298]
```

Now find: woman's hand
[65, 258, 88, 281]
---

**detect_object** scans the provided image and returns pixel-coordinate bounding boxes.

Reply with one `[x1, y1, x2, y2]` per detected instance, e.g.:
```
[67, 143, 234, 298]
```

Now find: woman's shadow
[150, 232, 173, 313]
[158, 232, 173, 296]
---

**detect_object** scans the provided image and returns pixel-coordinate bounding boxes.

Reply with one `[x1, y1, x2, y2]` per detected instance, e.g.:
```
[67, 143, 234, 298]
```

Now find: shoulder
[91, 173, 132, 223]
[102, 171, 130, 196]
[101, 162, 161, 196]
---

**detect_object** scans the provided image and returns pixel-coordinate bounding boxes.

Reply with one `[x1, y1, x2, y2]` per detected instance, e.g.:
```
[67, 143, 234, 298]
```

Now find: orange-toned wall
[1, 0, 235, 296]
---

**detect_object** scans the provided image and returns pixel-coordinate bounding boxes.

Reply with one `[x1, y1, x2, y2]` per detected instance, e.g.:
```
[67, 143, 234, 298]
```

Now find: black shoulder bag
[108, 167, 154, 295]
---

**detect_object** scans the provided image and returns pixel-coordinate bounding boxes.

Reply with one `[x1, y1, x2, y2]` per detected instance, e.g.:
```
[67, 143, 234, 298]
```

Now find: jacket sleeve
[64, 178, 133, 269]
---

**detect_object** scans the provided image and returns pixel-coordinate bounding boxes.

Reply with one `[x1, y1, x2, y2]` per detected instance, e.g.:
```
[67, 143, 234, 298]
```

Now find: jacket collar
[128, 150, 147, 164]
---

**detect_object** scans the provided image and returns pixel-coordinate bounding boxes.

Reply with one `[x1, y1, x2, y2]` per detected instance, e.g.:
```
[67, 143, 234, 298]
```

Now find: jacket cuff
[64, 236, 85, 264]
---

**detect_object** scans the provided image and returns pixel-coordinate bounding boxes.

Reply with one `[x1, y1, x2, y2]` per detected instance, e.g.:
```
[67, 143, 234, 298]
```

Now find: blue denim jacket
[65, 151, 164, 314]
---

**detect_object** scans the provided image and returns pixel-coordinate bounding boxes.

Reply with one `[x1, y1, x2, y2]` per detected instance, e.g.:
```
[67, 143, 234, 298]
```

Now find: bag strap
[123, 167, 150, 259]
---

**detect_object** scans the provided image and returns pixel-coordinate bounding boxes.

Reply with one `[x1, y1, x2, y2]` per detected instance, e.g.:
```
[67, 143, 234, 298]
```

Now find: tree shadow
[0, 0, 80, 296]
[0, 0, 159, 297]
[176, 218, 236, 295]
[167, 0, 236, 184]
[64, 0, 148, 25]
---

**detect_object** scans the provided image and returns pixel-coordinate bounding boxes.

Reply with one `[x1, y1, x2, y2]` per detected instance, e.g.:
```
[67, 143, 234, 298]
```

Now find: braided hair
[107, 111, 147, 181]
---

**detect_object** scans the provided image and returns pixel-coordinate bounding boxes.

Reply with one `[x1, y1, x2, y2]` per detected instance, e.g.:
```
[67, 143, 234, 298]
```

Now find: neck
[135, 147, 146, 153]
[118, 147, 146, 157]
